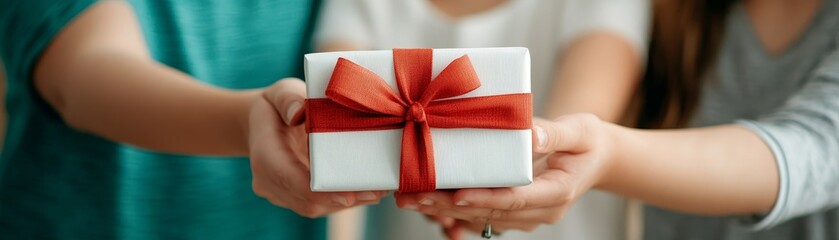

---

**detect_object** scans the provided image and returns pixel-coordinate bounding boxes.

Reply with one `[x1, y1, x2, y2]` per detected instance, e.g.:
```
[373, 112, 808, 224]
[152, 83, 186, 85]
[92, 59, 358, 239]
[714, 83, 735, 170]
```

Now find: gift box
[304, 48, 533, 192]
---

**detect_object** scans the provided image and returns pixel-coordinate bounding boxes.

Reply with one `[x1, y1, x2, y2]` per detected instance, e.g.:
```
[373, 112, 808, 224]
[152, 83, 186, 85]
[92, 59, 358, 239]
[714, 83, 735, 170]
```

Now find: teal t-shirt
[0, 0, 325, 239]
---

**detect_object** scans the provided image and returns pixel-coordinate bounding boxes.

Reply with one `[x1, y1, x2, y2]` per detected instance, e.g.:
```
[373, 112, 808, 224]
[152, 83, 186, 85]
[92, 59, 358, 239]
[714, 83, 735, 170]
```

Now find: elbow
[41, 84, 98, 135]
[56, 99, 96, 134]
[33, 69, 98, 134]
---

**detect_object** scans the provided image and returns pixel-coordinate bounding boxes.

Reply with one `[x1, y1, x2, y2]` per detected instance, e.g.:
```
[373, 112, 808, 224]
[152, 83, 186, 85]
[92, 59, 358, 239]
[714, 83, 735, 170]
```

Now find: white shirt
[315, 0, 649, 239]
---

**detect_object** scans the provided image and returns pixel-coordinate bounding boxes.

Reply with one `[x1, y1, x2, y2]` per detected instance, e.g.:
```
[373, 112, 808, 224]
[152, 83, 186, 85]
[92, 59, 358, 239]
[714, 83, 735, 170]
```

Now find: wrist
[594, 121, 630, 190]
[236, 90, 263, 153]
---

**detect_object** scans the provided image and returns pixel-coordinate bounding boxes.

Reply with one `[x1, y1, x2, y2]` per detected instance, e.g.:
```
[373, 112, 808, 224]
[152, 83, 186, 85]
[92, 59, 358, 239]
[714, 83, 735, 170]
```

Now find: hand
[249, 78, 387, 217]
[395, 114, 617, 234]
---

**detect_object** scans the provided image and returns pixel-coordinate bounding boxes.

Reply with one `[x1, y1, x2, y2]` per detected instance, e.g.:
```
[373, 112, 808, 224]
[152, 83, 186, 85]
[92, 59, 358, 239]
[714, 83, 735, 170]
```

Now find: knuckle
[252, 181, 267, 198]
[490, 209, 506, 219]
[509, 197, 527, 210]
[299, 204, 325, 218]
[574, 113, 600, 125]
[267, 198, 285, 208]
[557, 194, 574, 206]
[272, 78, 301, 90]
[418, 206, 440, 215]
[274, 171, 293, 191]
[309, 193, 333, 206]
[542, 213, 562, 224]
[559, 189, 577, 205]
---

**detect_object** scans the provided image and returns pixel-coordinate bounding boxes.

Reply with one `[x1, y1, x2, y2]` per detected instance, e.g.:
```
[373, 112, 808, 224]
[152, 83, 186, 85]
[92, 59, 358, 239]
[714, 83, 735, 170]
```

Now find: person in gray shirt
[393, 0, 839, 239]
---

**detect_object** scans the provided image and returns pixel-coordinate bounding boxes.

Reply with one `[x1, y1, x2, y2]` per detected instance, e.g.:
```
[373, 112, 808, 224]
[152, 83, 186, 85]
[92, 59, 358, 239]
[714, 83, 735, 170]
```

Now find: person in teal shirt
[0, 0, 385, 239]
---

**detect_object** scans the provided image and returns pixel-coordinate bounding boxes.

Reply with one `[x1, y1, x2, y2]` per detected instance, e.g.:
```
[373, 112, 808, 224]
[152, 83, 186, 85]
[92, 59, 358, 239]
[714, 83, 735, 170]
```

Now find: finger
[273, 152, 375, 208]
[266, 78, 307, 126]
[462, 221, 484, 234]
[309, 190, 389, 208]
[420, 205, 566, 224]
[270, 186, 379, 218]
[416, 191, 456, 207]
[255, 170, 330, 217]
[438, 216, 456, 228]
[533, 115, 595, 153]
[452, 170, 574, 210]
[344, 190, 388, 207]
[393, 192, 420, 210]
[532, 151, 550, 175]
[268, 153, 345, 207]
[394, 191, 455, 210]
[417, 204, 483, 222]
[264, 149, 309, 200]
[290, 125, 311, 168]
[443, 220, 467, 240]
[276, 128, 311, 170]
[353, 190, 389, 203]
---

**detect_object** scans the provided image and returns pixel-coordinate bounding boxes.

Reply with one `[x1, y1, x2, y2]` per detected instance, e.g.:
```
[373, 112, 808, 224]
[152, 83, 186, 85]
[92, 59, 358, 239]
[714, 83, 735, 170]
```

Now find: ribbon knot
[306, 49, 532, 192]
[406, 103, 426, 122]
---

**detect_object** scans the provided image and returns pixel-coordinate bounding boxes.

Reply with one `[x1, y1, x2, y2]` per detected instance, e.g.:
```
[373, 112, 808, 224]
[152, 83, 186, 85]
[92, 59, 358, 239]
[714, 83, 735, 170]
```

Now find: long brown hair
[634, 0, 736, 129]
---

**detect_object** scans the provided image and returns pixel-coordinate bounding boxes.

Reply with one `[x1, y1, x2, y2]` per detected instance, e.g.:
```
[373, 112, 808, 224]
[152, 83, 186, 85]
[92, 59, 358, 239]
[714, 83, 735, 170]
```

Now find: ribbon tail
[398, 122, 436, 192]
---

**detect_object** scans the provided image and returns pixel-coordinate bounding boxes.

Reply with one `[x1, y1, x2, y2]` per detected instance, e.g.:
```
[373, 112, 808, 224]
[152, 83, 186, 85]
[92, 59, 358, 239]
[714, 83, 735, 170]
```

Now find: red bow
[306, 49, 531, 192]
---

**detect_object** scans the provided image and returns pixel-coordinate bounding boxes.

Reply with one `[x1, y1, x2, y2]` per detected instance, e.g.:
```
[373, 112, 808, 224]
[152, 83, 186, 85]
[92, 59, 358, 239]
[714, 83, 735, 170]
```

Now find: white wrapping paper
[305, 47, 532, 191]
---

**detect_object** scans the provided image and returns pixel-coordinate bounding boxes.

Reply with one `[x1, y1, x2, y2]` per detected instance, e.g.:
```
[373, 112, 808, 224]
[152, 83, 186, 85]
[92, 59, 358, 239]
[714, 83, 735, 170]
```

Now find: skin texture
[542, 31, 641, 121]
[32, 1, 385, 218]
[397, 115, 778, 234]
[318, 1, 644, 237]
[397, 0, 824, 237]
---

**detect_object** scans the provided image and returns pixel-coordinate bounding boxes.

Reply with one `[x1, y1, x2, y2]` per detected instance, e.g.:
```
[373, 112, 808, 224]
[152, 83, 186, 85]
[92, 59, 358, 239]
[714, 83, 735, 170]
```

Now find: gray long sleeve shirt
[645, 0, 839, 239]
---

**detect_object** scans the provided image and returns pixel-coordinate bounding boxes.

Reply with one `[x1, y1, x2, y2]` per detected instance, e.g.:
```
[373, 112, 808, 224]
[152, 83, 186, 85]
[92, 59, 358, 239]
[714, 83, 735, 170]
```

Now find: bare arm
[34, 1, 257, 155]
[543, 32, 642, 122]
[395, 116, 778, 233]
[543, 33, 774, 214]
[601, 124, 778, 214]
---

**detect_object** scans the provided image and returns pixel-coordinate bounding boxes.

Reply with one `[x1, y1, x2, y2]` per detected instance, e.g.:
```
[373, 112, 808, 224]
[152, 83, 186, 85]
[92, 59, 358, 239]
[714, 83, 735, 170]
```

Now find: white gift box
[305, 47, 532, 191]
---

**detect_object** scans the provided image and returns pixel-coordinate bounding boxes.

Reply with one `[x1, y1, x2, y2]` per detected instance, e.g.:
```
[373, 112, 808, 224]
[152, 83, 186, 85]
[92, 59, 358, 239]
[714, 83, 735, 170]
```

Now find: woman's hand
[248, 78, 387, 217]
[394, 114, 618, 234]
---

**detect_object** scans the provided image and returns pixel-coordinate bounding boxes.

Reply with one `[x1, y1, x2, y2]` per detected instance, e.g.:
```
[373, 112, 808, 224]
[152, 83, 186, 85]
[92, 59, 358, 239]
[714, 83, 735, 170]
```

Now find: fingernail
[358, 191, 377, 201]
[455, 200, 469, 206]
[285, 101, 302, 125]
[419, 198, 435, 206]
[332, 195, 350, 207]
[535, 125, 547, 150]
[403, 203, 418, 210]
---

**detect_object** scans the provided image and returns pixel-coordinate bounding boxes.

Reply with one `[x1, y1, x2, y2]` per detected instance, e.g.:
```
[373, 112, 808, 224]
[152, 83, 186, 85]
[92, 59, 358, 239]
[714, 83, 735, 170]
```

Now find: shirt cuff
[735, 120, 790, 230]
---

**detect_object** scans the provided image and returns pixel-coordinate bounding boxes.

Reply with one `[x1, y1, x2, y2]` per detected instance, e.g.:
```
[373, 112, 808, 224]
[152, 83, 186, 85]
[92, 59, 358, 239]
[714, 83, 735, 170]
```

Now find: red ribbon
[306, 49, 532, 192]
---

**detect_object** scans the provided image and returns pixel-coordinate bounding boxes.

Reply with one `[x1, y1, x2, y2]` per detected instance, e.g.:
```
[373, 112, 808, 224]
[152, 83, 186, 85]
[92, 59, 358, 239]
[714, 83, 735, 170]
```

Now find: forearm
[34, 1, 259, 156]
[53, 54, 258, 155]
[600, 123, 779, 215]
[317, 41, 363, 52]
[543, 32, 641, 122]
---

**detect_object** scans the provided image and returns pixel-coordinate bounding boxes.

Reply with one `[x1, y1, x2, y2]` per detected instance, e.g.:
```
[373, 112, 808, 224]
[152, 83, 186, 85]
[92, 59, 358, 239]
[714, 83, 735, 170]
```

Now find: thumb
[532, 116, 588, 154]
[266, 78, 307, 126]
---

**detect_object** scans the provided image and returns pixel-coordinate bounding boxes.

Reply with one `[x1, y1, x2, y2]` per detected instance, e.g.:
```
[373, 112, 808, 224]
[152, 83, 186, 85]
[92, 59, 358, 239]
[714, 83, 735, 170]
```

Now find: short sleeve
[0, 0, 98, 83]
[557, 0, 650, 58]
[313, 0, 373, 49]
[735, 46, 839, 230]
